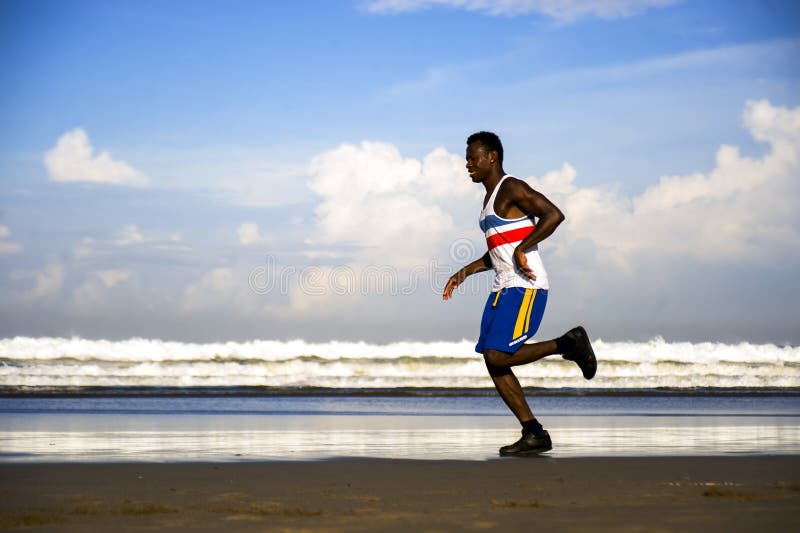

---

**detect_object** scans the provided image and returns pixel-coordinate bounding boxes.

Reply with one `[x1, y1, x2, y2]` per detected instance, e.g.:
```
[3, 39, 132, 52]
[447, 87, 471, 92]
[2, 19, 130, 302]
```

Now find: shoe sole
[499, 445, 552, 457]
[573, 326, 597, 380]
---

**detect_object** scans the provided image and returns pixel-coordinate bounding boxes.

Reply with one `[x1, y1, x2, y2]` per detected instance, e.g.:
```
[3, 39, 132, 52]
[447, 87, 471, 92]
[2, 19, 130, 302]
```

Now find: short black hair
[467, 131, 503, 164]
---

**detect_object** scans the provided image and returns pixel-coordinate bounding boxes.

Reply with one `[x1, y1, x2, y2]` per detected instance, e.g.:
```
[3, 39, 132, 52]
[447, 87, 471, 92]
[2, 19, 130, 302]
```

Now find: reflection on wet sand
[2, 414, 798, 461]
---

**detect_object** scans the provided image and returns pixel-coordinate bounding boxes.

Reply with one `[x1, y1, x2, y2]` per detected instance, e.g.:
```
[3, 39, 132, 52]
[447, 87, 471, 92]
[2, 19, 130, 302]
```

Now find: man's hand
[442, 253, 491, 301]
[442, 275, 460, 300]
[514, 248, 537, 281]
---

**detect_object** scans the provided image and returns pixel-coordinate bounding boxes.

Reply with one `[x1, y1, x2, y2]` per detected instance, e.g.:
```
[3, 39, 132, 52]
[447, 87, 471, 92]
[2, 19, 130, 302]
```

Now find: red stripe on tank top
[486, 225, 535, 251]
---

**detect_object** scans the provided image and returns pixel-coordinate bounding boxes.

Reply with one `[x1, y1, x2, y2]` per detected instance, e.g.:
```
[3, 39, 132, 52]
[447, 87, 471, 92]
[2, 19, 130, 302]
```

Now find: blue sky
[1, 0, 799, 343]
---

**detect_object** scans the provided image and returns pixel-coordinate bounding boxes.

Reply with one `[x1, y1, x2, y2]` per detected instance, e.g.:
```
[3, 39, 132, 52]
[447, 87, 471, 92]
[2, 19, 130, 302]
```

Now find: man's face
[466, 141, 494, 183]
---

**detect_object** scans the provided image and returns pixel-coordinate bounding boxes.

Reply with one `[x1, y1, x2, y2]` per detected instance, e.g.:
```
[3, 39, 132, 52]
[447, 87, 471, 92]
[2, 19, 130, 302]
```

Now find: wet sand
[2, 457, 799, 531]
[4, 410, 799, 461]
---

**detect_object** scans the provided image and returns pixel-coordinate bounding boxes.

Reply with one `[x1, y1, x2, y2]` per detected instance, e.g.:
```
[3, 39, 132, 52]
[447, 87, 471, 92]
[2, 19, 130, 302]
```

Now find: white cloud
[181, 268, 236, 313]
[308, 141, 477, 266]
[19, 100, 793, 342]
[373, 55, 503, 102]
[113, 225, 145, 246]
[377, 66, 453, 98]
[305, 98, 797, 299]
[73, 237, 96, 259]
[95, 269, 133, 288]
[0, 225, 22, 255]
[374, 36, 798, 105]
[237, 222, 271, 246]
[72, 270, 133, 310]
[73, 226, 184, 259]
[518, 38, 800, 90]
[44, 128, 149, 186]
[529, 99, 800, 266]
[22, 264, 64, 302]
[745, 97, 800, 148]
[364, 0, 678, 20]
[72, 281, 106, 311]
[181, 267, 265, 314]
[0, 242, 23, 255]
[229, 142, 483, 318]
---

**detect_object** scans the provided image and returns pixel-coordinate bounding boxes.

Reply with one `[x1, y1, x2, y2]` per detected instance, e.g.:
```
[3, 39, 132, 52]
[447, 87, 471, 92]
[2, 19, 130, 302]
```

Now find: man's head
[466, 131, 503, 183]
[467, 131, 503, 165]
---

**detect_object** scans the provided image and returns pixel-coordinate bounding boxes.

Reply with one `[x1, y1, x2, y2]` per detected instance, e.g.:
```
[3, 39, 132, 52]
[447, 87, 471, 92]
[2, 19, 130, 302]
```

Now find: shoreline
[2, 456, 798, 531]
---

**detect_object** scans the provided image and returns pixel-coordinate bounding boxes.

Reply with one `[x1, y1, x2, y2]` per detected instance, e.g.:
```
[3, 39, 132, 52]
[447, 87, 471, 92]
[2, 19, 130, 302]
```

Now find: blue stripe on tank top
[479, 213, 530, 232]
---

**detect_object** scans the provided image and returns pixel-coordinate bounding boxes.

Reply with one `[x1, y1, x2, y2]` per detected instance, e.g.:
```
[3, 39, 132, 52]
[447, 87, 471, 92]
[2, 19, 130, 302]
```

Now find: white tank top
[479, 175, 549, 292]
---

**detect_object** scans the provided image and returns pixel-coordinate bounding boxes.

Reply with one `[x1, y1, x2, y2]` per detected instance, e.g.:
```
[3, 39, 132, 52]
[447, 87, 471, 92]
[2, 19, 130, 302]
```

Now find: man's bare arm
[504, 178, 565, 280]
[442, 252, 492, 300]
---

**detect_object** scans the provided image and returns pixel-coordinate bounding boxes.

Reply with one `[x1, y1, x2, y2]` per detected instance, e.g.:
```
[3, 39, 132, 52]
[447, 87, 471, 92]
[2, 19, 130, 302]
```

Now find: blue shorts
[475, 287, 548, 354]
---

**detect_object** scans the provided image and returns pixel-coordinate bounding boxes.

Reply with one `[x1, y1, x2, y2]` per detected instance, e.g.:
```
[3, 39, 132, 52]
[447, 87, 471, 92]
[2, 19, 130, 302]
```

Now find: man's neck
[482, 168, 507, 193]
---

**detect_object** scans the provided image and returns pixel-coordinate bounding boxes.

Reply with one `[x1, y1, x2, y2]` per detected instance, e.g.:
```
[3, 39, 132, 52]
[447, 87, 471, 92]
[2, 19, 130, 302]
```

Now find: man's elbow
[552, 208, 565, 226]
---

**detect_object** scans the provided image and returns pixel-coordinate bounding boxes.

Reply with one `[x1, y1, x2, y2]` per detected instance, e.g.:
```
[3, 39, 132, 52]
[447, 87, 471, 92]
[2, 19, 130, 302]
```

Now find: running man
[443, 131, 596, 456]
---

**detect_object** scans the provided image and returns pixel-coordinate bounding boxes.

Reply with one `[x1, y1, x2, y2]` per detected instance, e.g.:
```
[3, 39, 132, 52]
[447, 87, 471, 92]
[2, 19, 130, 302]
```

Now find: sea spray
[1, 336, 798, 390]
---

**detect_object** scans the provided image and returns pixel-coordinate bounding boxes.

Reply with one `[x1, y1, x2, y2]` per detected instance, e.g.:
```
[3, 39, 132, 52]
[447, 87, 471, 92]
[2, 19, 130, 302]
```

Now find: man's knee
[484, 349, 511, 369]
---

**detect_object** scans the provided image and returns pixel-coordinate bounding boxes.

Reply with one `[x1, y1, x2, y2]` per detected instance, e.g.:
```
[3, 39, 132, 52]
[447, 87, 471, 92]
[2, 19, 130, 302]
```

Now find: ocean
[2, 336, 798, 391]
[1, 336, 799, 461]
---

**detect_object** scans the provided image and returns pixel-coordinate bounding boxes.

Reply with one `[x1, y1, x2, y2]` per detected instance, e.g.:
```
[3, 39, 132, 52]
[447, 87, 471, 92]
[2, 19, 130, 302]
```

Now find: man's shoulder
[498, 175, 534, 198]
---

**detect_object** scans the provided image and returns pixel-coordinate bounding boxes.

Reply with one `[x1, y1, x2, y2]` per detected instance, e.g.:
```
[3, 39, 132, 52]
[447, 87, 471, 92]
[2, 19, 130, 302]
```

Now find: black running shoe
[499, 430, 552, 456]
[562, 326, 597, 380]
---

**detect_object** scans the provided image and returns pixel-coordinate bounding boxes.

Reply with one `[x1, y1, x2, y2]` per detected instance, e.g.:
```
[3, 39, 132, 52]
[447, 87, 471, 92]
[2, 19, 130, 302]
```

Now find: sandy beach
[2, 457, 798, 531]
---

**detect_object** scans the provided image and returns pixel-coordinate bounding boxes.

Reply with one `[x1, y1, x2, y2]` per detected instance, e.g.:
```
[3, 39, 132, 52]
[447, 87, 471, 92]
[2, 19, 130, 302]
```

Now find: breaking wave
[1, 336, 798, 390]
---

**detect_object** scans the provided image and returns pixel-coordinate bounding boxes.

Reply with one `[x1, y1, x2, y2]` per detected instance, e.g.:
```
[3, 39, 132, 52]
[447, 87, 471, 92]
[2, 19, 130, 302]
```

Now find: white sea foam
[0, 336, 798, 389]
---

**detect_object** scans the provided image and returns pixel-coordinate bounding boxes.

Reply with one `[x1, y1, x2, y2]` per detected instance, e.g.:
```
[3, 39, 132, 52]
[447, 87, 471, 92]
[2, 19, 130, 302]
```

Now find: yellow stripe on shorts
[513, 289, 534, 339]
[492, 291, 501, 307]
[524, 289, 538, 334]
